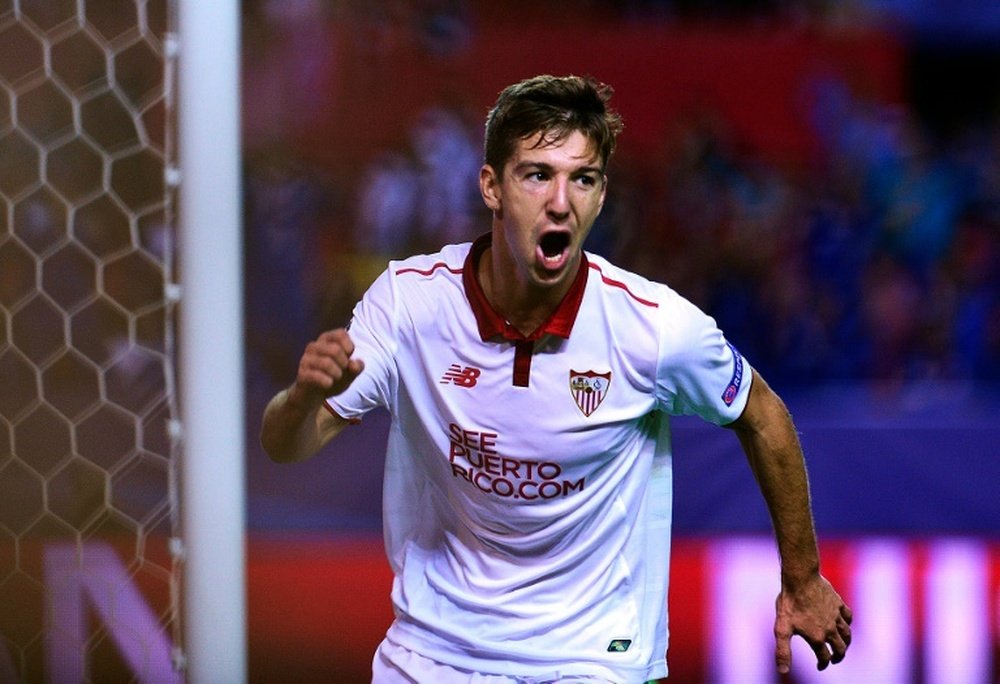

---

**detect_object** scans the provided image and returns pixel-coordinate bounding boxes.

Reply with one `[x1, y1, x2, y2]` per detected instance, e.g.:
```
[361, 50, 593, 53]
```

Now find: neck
[477, 245, 576, 337]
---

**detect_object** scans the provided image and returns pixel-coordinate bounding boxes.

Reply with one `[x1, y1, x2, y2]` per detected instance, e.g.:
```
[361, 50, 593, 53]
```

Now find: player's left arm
[726, 371, 853, 675]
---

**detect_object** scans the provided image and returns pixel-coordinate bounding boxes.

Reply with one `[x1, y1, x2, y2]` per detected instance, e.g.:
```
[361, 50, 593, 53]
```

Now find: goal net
[0, 2, 183, 681]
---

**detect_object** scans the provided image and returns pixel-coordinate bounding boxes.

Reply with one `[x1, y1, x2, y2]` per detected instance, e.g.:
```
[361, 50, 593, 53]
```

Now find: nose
[547, 177, 570, 221]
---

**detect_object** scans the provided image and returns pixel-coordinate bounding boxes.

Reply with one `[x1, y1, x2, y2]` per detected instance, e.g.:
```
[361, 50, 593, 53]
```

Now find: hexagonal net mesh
[0, 1, 182, 681]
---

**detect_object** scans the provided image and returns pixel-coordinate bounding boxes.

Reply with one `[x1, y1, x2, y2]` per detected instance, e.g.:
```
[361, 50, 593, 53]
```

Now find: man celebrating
[261, 74, 851, 682]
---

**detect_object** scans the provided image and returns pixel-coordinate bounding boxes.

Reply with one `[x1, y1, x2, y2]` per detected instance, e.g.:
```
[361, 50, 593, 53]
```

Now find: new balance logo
[440, 364, 481, 387]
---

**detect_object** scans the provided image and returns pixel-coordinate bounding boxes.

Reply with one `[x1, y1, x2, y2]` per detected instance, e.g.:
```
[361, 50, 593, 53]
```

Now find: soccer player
[261, 74, 852, 682]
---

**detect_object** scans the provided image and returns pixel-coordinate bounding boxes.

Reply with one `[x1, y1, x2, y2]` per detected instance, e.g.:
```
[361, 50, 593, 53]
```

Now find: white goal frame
[177, 1, 247, 682]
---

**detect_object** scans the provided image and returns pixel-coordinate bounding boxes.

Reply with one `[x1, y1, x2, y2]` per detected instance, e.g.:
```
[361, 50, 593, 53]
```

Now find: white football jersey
[327, 235, 752, 681]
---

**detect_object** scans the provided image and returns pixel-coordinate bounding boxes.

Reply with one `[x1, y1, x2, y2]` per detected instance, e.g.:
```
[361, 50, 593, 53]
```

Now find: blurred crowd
[612, 78, 1000, 387]
[242, 0, 1000, 390]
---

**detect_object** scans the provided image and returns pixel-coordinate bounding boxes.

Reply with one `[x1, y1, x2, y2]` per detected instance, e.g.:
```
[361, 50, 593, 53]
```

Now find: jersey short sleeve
[325, 267, 399, 420]
[653, 289, 752, 425]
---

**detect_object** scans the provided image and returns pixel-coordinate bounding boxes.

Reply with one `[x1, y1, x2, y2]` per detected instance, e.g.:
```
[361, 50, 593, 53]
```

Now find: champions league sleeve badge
[721, 342, 744, 406]
[570, 370, 612, 417]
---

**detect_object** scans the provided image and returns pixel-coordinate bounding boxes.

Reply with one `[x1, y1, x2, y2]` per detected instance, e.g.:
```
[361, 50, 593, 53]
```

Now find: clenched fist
[287, 328, 365, 410]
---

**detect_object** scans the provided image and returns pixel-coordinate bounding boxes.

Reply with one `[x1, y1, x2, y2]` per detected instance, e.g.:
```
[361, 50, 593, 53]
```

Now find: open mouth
[539, 232, 570, 262]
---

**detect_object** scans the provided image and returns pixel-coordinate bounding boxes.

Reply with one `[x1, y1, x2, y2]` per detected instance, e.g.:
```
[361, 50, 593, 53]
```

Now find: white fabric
[373, 637, 617, 683]
[329, 239, 752, 681]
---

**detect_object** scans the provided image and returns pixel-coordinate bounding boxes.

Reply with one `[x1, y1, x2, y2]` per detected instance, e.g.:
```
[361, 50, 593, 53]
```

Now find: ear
[597, 174, 608, 213]
[479, 164, 502, 213]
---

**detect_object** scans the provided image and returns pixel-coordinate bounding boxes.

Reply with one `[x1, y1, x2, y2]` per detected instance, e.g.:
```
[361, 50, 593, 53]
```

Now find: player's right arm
[260, 328, 364, 463]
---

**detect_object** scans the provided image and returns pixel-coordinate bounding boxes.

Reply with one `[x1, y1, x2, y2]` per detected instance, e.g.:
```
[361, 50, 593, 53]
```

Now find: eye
[575, 174, 599, 187]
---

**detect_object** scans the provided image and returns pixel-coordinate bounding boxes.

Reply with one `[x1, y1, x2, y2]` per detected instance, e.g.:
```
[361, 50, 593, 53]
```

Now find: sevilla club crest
[569, 370, 612, 417]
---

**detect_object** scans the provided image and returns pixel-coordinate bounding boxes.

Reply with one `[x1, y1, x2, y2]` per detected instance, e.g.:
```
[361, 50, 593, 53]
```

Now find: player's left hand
[774, 573, 852, 674]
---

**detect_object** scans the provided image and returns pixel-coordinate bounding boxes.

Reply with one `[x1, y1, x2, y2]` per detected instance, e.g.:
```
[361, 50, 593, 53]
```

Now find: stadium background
[238, 0, 1000, 681]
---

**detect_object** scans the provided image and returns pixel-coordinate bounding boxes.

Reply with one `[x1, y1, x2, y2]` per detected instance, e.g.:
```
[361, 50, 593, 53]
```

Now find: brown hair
[483, 74, 624, 175]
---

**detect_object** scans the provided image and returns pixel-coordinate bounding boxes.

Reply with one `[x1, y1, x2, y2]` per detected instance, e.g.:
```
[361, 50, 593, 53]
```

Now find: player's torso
[377, 251, 673, 675]
[389, 256, 665, 545]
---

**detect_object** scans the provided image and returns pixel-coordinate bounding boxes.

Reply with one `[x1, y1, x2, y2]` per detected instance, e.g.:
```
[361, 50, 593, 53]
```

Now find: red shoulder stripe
[394, 262, 463, 277]
[588, 263, 659, 308]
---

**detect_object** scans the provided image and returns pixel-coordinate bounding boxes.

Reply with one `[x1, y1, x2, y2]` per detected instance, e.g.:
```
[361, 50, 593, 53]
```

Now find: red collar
[462, 233, 588, 342]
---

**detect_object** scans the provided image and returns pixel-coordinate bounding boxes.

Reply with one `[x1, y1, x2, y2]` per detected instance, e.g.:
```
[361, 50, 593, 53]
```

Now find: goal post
[176, 0, 247, 682]
[0, 0, 247, 680]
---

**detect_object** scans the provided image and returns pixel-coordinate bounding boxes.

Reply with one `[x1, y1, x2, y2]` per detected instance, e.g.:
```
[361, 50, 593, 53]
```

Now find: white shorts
[371, 638, 618, 684]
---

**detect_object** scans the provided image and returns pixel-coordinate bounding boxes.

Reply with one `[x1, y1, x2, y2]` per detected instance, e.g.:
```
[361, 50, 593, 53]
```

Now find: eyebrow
[512, 161, 605, 176]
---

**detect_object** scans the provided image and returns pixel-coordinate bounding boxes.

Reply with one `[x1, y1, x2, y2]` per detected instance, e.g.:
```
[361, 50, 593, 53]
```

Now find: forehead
[511, 129, 602, 168]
